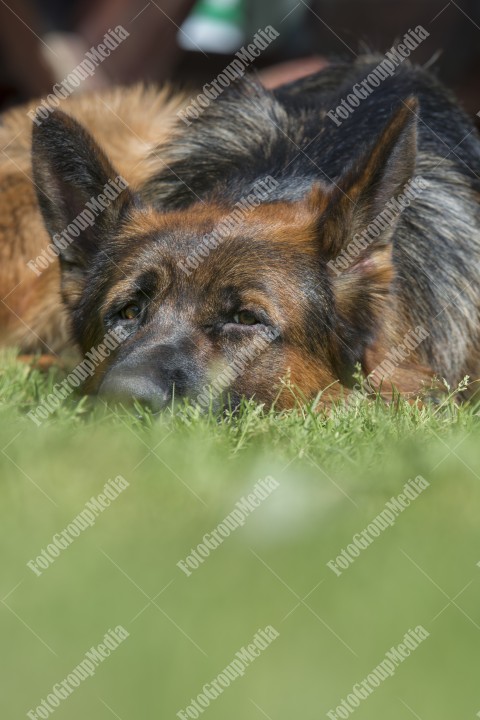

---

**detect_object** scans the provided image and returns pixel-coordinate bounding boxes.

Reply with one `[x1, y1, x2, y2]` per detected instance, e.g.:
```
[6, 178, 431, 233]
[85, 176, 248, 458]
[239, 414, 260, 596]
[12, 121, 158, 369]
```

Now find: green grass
[1, 351, 480, 720]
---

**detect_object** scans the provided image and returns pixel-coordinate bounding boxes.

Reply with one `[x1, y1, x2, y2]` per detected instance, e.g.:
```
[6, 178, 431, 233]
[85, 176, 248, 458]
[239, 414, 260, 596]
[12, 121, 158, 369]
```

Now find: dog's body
[2, 56, 480, 409]
[0, 85, 186, 353]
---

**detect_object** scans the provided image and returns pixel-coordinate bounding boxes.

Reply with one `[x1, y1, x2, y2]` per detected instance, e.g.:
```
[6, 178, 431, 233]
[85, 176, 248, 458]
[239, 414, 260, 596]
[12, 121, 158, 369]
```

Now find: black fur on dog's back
[144, 56, 480, 204]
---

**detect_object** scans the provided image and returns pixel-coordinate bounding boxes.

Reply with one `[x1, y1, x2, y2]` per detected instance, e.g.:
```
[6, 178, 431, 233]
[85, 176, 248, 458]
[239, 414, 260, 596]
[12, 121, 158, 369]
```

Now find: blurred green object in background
[179, 0, 246, 53]
[179, 0, 310, 54]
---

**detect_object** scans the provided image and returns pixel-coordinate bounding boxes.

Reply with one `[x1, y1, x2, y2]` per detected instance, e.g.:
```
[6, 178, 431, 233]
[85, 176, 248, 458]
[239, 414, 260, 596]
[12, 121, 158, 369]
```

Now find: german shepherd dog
[3, 55, 480, 411]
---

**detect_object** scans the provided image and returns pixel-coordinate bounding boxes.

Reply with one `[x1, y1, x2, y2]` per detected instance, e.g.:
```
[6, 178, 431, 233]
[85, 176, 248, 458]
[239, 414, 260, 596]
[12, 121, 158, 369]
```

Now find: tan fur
[0, 84, 187, 353]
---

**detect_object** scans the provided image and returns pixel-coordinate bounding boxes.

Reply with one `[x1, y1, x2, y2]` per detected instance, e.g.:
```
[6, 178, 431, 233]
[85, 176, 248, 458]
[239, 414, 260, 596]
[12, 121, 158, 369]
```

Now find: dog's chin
[96, 378, 240, 418]
[220, 392, 243, 415]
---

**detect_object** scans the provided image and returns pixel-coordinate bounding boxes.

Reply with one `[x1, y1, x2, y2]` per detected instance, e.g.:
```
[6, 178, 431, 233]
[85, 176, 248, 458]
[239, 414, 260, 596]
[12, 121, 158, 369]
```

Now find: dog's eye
[119, 303, 141, 321]
[233, 310, 259, 325]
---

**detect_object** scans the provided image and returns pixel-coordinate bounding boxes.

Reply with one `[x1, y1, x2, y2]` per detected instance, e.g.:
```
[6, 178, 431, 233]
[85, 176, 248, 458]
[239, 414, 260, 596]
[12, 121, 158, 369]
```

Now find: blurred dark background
[0, 0, 479, 116]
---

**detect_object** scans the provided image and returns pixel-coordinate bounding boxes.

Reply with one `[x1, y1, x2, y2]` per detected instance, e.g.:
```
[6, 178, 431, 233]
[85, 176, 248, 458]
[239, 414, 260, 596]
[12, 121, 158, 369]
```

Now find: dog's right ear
[31, 110, 133, 274]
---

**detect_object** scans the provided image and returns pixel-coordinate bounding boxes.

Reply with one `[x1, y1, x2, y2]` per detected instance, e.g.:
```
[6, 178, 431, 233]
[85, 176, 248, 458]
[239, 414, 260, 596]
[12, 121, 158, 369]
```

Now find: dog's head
[31, 102, 428, 412]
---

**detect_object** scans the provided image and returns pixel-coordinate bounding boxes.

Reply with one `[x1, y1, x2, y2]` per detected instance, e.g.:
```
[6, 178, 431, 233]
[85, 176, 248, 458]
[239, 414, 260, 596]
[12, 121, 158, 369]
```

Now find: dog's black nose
[97, 343, 199, 412]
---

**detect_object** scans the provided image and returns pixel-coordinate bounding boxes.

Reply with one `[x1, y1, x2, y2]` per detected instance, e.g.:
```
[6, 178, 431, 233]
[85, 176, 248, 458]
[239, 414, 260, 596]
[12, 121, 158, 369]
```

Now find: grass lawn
[1, 351, 479, 719]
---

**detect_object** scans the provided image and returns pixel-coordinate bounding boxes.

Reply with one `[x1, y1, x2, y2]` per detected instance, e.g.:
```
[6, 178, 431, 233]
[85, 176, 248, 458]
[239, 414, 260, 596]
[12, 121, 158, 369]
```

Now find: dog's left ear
[310, 98, 419, 367]
[31, 110, 133, 273]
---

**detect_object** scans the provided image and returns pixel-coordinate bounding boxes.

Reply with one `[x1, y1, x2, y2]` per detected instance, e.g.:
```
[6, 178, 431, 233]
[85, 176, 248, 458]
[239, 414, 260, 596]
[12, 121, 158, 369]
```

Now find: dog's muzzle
[98, 342, 201, 412]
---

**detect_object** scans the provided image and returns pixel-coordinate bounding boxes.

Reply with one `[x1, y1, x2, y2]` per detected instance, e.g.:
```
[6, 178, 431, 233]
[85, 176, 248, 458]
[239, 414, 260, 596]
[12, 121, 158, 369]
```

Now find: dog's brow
[101, 269, 160, 310]
[131, 270, 160, 299]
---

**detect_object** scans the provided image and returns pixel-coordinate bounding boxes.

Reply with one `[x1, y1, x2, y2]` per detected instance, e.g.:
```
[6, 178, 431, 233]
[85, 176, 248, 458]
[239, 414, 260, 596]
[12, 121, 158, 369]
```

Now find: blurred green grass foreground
[1, 352, 480, 719]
